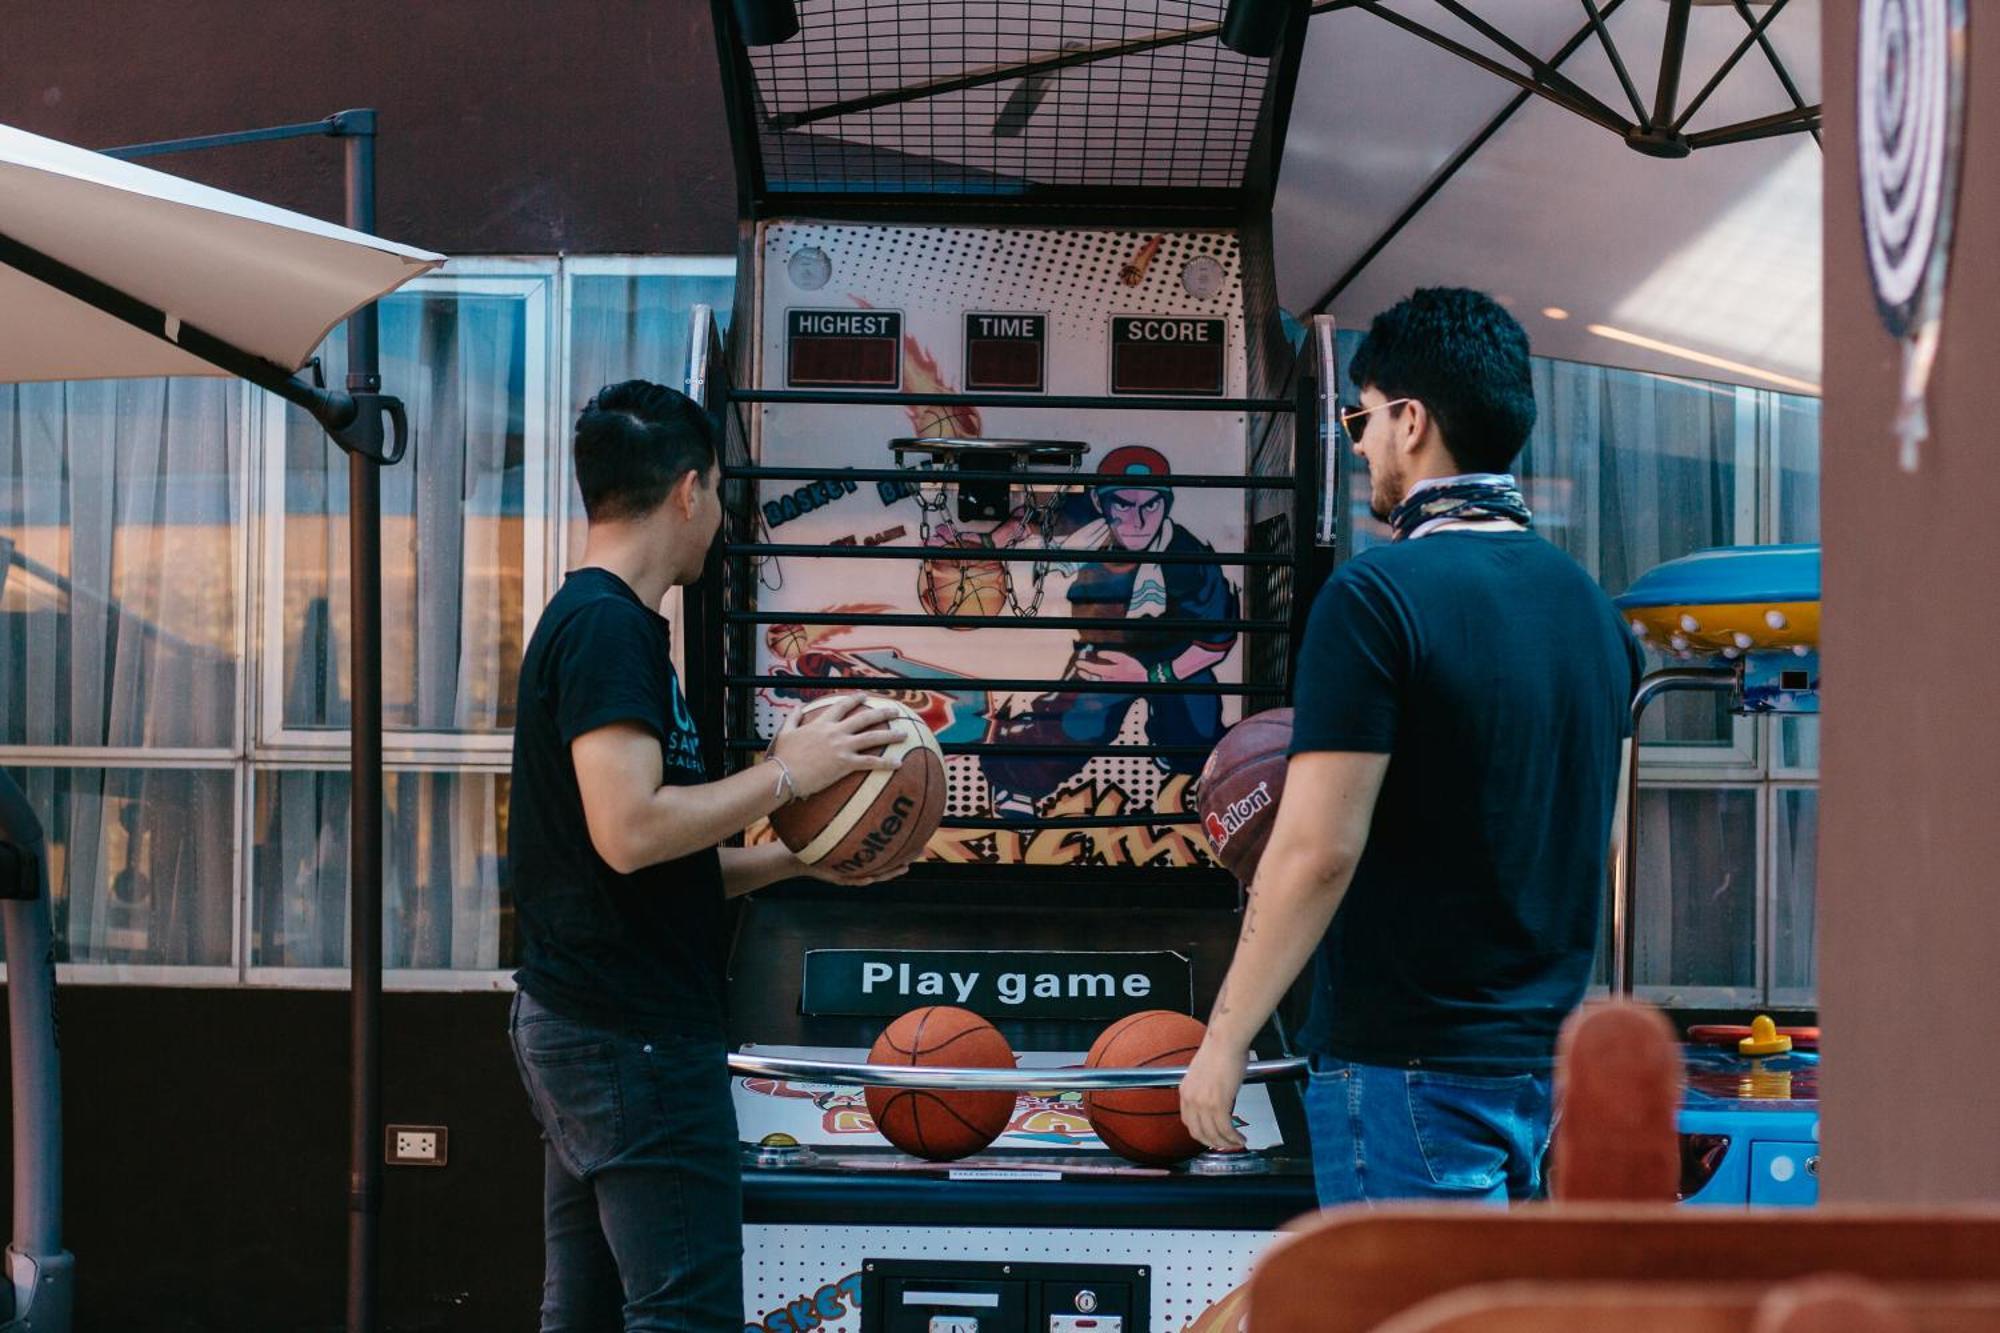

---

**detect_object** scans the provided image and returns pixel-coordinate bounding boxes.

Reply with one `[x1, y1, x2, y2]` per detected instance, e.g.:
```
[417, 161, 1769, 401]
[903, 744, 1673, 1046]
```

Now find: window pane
[1776, 393, 1821, 543]
[2, 766, 234, 966]
[250, 768, 511, 970]
[0, 380, 241, 747]
[1633, 786, 1759, 992]
[279, 287, 537, 734]
[565, 269, 735, 556]
[1777, 715, 1819, 772]
[1772, 787, 1818, 998]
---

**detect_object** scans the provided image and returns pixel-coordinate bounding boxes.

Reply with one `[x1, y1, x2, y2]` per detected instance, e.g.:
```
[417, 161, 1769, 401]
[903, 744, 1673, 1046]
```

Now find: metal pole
[339, 109, 385, 1333]
[0, 773, 74, 1331]
[1611, 666, 1738, 995]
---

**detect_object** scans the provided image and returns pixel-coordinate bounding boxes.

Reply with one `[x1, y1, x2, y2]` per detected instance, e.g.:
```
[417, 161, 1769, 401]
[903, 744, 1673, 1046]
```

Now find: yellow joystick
[1738, 1015, 1793, 1057]
[759, 1132, 801, 1148]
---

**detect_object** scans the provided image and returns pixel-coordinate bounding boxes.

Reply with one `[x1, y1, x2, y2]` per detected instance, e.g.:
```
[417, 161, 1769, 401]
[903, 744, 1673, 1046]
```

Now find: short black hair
[573, 380, 718, 523]
[1347, 287, 1537, 473]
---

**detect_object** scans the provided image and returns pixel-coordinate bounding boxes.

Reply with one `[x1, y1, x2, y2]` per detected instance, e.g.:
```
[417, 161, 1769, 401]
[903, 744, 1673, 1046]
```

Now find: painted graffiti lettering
[746, 1272, 865, 1333]
[763, 476, 860, 530]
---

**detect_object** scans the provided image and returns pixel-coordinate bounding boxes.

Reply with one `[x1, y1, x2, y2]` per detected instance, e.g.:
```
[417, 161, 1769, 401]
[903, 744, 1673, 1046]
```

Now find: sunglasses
[1337, 396, 1417, 443]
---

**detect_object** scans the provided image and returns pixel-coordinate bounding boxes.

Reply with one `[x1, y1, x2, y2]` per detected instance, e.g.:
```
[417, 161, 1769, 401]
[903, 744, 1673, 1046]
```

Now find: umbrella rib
[1686, 103, 1822, 150]
[1733, 0, 1822, 149]
[1425, 0, 1629, 131]
[1579, 0, 1650, 126]
[1348, 1, 1631, 136]
[1651, 0, 1693, 129]
[1672, 0, 1793, 134]
[1307, 1, 1631, 317]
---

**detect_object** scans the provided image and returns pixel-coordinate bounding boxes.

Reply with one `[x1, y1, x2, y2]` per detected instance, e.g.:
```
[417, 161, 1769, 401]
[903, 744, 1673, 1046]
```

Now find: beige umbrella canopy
[0, 120, 440, 385]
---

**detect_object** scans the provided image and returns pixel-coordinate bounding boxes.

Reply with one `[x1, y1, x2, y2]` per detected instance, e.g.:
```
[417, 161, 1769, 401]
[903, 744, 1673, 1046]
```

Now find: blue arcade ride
[1613, 544, 1822, 1207]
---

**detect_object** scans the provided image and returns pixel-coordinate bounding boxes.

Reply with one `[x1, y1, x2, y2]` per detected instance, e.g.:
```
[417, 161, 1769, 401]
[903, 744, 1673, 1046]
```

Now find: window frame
[253, 260, 559, 761]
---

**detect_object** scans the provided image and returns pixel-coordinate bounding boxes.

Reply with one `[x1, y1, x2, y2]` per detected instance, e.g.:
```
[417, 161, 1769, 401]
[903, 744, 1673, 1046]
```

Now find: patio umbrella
[0, 116, 442, 1333]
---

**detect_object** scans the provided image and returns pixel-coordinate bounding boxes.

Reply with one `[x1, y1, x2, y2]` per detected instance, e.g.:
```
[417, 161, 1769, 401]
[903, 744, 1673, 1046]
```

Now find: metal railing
[728, 1051, 1308, 1090]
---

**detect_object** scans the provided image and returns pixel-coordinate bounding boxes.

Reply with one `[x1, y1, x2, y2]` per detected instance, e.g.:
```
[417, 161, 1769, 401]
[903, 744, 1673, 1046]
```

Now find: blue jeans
[509, 990, 743, 1332]
[1303, 1055, 1553, 1206]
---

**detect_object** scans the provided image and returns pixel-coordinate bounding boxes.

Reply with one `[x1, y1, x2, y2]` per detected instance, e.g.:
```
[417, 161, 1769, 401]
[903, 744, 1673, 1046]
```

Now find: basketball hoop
[891, 438, 1087, 620]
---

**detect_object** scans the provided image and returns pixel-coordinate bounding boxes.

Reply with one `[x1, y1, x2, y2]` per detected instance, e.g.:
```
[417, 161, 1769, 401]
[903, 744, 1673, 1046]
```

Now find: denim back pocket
[512, 1013, 626, 1178]
[1402, 1069, 1537, 1192]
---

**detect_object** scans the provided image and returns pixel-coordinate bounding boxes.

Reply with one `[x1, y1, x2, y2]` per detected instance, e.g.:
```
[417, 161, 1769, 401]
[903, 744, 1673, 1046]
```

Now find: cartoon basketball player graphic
[976, 445, 1239, 819]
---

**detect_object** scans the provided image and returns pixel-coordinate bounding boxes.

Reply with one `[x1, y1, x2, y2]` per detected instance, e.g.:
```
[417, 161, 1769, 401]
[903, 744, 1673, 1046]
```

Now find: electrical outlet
[385, 1124, 449, 1168]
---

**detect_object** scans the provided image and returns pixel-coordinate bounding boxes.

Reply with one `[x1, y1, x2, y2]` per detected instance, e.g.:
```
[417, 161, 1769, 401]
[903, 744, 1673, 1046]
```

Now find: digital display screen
[1109, 317, 1226, 396]
[964, 313, 1047, 392]
[787, 309, 902, 388]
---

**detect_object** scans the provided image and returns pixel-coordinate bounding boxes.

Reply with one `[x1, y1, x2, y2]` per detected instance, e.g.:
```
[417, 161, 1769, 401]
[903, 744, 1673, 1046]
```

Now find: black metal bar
[1245, 0, 1313, 208]
[729, 674, 1278, 696]
[1428, 0, 1629, 128]
[770, 22, 1225, 130]
[732, 465, 1292, 489]
[725, 739, 1214, 758]
[1734, 0, 1822, 149]
[0, 229, 359, 431]
[1579, 0, 1648, 124]
[1651, 0, 1693, 130]
[935, 813, 1203, 830]
[1349, 2, 1631, 136]
[1672, 0, 1792, 134]
[1306, 2, 1626, 315]
[1289, 336, 1323, 662]
[728, 542, 1288, 566]
[342, 113, 383, 1333]
[725, 610, 1289, 631]
[1686, 104, 1822, 150]
[99, 115, 352, 159]
[710, 0, 771, 217]
[732, 389, 1295, 412]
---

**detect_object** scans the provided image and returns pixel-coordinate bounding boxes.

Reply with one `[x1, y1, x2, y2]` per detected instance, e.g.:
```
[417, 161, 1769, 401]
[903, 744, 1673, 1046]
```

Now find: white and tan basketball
[769, 694, 946, 878]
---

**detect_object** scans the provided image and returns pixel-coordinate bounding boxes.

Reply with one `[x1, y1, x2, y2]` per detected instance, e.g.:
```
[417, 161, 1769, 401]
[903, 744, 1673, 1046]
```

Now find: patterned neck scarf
[1387, 473, 1532, 542]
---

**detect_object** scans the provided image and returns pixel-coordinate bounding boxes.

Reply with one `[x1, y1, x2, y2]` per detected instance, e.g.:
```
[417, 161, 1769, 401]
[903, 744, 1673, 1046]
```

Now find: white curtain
[0, 377, 241, 965]
[263, 290, 525, 969]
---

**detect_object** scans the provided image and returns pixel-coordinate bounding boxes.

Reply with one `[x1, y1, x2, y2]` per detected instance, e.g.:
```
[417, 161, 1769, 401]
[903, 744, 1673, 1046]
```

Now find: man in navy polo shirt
[1179, 289, 1641, 1204]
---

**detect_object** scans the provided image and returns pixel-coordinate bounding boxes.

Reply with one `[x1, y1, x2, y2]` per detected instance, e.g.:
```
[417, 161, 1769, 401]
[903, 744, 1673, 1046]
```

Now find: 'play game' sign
[801, 949, 1193, 1019]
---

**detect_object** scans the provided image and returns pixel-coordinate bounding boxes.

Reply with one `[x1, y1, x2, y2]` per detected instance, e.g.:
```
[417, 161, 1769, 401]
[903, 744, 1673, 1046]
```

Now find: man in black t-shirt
[508, 381, 903, 1330]
[1179, 289, 1641, 1204]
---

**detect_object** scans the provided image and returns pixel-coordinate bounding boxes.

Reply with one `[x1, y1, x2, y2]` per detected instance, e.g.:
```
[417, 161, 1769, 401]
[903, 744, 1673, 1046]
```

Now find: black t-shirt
[508, 568, 727, 1037]
[1290, 531, 1642, 1071]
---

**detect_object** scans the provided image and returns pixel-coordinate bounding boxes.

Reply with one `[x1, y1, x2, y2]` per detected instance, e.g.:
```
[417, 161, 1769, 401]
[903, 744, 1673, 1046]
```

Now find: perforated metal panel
[745, 1224, 1268, 1331]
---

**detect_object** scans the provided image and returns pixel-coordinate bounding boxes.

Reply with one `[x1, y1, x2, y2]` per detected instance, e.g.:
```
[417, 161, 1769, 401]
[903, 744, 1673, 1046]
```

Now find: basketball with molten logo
[1194, 707, 1292, 883]
[769, 694, 946, 879]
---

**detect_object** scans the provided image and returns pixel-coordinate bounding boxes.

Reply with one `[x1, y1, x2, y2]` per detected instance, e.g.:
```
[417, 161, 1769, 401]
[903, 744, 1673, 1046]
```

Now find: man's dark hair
[1348, 287, 1537, 473]
[573, 380, 719, 523]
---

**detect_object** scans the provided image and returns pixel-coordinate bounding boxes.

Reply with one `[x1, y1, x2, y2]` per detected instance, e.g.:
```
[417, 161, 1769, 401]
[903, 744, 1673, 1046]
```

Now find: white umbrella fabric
[0, 121, 440, 384]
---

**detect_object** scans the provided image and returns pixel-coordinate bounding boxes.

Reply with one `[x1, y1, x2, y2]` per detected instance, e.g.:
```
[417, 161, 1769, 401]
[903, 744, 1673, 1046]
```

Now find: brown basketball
[768, 694, 946, 879]
[766, 621, 813, 660]
[917, 537, 1010, 625]
[865, 1006, 1018, 1161]
[1194, 707, 1293, 883]
[1082, 1009, 1209, 1165]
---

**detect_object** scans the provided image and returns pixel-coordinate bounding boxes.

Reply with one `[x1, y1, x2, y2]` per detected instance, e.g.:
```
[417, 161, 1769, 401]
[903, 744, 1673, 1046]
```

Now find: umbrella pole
[340, 112, 385, 1333]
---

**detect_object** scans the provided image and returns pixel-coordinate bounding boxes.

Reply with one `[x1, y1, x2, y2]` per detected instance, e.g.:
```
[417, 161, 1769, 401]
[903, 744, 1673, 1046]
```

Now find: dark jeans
[1304, 1055, 1553, 1206]
[509, 990, 743, 1332]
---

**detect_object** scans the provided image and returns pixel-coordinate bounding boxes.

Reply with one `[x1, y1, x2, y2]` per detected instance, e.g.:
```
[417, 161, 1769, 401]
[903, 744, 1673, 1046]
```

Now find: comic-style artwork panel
[753, 225, 1250, 866]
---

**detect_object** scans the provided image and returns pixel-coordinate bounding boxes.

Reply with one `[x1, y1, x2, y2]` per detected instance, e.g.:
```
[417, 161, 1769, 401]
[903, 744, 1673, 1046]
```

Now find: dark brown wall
[1820, 3, 2000, 1202]
[3, 0, 737, 254]
[0, 990, 540, 1332]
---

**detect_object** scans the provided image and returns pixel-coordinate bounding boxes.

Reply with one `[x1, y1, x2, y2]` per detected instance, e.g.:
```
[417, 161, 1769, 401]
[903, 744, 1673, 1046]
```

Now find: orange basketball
[768, 694, 946, 879]
[1083, 1010, 1209, 1165]
[766, 621, 813, 660]
[917, 537, 1010, 624]
[865, 1007, 1018, 1161]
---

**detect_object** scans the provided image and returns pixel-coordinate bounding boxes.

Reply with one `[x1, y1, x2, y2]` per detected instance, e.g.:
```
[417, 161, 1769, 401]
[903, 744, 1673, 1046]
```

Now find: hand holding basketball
[769, 694, 903, 796]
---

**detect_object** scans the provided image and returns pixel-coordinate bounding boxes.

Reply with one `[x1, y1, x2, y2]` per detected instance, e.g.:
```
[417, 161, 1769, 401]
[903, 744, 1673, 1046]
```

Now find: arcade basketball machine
[683, 0, 1337, 1327]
